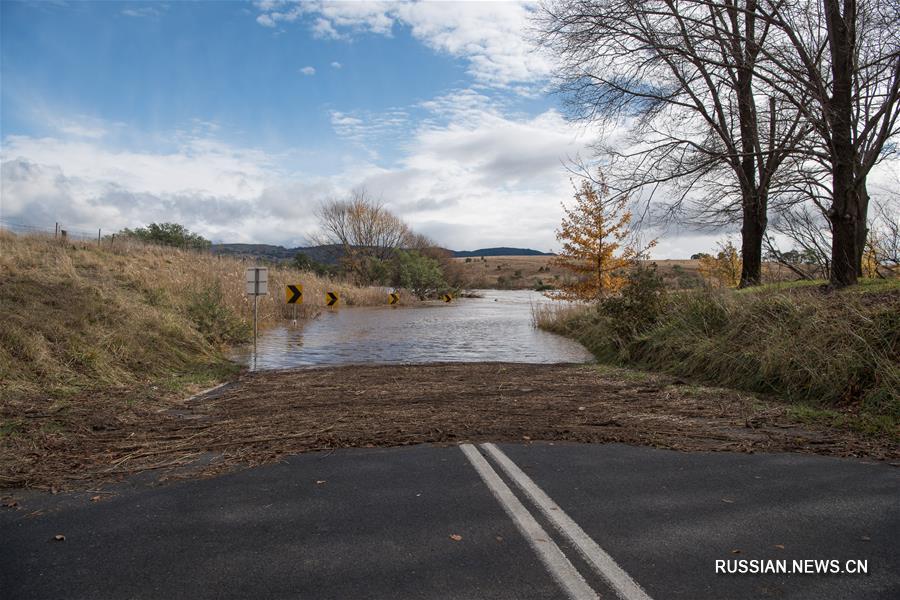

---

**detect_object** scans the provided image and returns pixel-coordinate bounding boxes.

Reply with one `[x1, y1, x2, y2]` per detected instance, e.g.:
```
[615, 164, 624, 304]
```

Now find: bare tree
[314, 189, 412, 282]
[538, 0, 808, 287]
[764, 204, 833, 278]
[749, 0, 900, 286]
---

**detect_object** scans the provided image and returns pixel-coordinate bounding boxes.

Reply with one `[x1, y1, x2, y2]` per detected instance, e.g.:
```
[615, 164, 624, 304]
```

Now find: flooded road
[236, 289, 593, 370]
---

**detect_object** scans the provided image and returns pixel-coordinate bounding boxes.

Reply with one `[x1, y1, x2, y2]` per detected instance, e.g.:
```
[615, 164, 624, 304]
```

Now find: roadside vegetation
[0, 230, 393, 404]
[536, 167, 898, 437]
[536, 268, 899, 437]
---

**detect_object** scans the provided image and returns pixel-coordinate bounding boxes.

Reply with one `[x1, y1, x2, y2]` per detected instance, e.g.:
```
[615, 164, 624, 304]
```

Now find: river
[235, 289, 593, 370]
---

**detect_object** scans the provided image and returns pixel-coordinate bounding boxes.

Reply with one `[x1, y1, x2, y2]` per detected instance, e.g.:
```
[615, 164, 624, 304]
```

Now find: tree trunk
[854, 180, 870, 276]
[739, 193, 767, 287]
[829, 200, 859, 286]
[736, 0, 764, 288]
[824, 0, 859, 287]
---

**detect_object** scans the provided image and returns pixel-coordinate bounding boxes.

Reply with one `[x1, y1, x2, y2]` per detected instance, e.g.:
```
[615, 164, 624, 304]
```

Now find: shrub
[391, 250, 447, 299]
[119, 222, 210, 250]
[186, 282, 251, 345]
[293, 253, 335, 277]
[598, 264, 668, 349]
[698, 240, 742, 288]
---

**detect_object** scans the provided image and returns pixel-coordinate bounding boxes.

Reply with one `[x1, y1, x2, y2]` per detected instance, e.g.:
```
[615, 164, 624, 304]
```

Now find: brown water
[235, 289, 593, 370]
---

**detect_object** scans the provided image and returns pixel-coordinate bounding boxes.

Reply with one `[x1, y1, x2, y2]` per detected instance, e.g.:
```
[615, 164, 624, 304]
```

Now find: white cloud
[253, 1, 553, 90]
[299, 66, 316, 76]
[326, 90, 599, 250]
[309, 17, 340, 39]
[0, 131, 328, 245]
[53, 120, 108, 139]
[121, 5, 166, 18]
[330, 61, 342, 69]
[4, 94, 810, 256]
[329, 108, 409, 153]
[256, 13, 276, 27]
[0, 100, 592, 252]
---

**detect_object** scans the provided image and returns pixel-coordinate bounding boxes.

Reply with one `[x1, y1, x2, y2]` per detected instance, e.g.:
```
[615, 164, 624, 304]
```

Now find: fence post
[98, 229, 101, 245]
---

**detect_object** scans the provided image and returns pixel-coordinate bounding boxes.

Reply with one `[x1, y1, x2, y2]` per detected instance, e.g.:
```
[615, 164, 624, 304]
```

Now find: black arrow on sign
[326, 291, 339, 306]
[389, 292, 400, 305]
[286, 285, 303, 304]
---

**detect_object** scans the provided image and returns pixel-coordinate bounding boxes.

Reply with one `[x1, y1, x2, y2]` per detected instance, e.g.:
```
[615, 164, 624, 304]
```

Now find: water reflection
[235, 289, 593, 370]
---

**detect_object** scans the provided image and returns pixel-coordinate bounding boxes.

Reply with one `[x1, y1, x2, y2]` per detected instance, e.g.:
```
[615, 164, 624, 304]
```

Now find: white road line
[481, 443, 653, 600]
[459, 444, 599, 600]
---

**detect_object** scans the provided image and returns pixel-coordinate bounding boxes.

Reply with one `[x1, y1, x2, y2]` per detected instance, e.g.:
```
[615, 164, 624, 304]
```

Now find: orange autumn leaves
[552, 171, 655, 301]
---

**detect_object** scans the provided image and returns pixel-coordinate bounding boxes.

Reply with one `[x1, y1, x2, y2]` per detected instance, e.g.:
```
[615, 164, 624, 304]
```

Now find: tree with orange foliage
[552, 172, 653, 301]
[698, 240, 743, 288]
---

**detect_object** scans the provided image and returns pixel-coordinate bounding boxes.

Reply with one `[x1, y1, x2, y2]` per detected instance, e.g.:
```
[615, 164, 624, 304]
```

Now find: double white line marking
[460, 443, 653, 600]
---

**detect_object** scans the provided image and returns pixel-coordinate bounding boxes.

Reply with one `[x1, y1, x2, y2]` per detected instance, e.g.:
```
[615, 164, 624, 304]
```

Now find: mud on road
[2, 363, 896, 491]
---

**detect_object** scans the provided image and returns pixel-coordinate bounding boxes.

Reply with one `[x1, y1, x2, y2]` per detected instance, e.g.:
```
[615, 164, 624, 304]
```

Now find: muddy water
[235, 289, 593, 370]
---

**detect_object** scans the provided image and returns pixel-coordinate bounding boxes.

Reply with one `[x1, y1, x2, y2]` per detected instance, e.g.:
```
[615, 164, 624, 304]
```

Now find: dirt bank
[2, 363, 895, 491]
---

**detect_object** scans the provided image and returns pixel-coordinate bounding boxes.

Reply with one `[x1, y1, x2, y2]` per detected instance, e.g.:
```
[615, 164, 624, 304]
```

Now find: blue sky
[1, 0, 720, 255]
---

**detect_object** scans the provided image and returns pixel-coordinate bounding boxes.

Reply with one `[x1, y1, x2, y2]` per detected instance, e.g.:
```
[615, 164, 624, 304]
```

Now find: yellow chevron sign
[388, 292, 400, 305]
[442, 293, 452, 303]
[285, 284, 303, 304]
[325, 291, 339, 307]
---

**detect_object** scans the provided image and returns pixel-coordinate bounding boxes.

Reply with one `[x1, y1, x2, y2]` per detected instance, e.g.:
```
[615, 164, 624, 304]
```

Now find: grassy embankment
[0, 231, 392, 407]
[536, 279, 900, 437]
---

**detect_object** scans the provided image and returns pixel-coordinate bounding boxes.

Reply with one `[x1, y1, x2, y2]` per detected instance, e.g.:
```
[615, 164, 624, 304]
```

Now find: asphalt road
[1, 443, 897, 599]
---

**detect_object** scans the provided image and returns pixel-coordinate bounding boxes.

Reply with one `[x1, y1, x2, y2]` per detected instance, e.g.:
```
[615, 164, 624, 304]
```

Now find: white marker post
[245, 267, 268, 360]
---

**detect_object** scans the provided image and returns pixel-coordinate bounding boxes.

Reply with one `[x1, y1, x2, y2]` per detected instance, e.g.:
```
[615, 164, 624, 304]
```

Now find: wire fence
[0, 218, 224, 257]
[0, 217, 107, 242]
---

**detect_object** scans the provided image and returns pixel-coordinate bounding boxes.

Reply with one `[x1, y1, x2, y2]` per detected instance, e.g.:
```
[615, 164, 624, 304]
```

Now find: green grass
[0, 420, 25, 439]
[737, 278, 900, 294]
[786, 404, 897, 437]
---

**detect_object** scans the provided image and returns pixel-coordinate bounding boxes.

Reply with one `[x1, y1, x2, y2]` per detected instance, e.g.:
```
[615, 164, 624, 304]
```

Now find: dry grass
[530, 301, 586, 329]
[454, 255, 569, 289]
[455, 255, 799, 290]
[540, 281, 900, 436]
[0, 232, 397, 401]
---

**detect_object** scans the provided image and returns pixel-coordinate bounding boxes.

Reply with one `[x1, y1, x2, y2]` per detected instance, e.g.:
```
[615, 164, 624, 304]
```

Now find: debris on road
[2, 363, 896, 491]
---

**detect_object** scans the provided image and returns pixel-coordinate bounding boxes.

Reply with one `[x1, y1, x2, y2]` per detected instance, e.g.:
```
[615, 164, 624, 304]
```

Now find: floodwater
[235, 289, 594, 370]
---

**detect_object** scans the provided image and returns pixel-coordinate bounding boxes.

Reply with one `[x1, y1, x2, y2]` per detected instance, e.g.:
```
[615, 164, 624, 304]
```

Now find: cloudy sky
[1, 0, 726, 255]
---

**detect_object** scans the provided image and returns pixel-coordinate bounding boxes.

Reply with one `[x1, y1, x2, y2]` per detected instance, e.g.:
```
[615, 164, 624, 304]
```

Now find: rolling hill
[211, 244, 552, 263]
